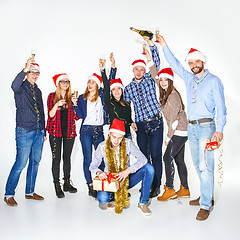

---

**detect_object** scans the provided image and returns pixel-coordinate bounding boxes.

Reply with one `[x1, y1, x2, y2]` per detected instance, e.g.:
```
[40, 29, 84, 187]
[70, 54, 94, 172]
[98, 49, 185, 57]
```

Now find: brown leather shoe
[189, 197, 214, 206]
[189, 197, 200, 206]
[25, 193, 44, 200]
[4, 197, 18, 206]
[196, 208, 210, 221]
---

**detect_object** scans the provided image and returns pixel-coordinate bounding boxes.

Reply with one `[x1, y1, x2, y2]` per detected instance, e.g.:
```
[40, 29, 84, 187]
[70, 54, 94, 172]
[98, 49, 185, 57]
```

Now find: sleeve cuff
[147, 60, 154, 67]
[165, 137, 170, 143]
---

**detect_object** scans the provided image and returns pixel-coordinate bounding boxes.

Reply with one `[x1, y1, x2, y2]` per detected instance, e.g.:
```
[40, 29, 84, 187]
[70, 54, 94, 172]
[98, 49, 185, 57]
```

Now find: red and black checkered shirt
[46, 92, 80, 138]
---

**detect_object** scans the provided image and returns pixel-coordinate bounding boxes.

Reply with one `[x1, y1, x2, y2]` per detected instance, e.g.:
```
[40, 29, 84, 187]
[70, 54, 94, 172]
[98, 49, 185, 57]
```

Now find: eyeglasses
[60, 80, 70, 84]
[28, 71, 40, 76]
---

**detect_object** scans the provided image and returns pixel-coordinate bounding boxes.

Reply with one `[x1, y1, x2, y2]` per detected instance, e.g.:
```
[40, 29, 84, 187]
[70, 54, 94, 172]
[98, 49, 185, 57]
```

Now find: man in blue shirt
[124, 37, 163, 198]
[4, 57, 46, 206]
[156, 35, 227, 221]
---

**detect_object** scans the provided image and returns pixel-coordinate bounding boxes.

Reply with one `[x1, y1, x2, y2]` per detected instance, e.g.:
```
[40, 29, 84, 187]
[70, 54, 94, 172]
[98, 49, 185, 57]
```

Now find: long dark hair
[111, 89, 130, 106]
[159, 79, 185, 110]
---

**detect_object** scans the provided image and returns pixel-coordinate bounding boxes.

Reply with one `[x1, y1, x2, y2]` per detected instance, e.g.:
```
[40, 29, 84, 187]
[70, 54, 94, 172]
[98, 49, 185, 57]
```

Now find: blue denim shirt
[11, 70, 45, 132]
[163, 45, 227, 132]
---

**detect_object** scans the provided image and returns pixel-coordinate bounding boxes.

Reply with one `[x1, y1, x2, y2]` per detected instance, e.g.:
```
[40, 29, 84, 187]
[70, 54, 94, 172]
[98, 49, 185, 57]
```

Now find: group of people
[3, 33, 226, 221]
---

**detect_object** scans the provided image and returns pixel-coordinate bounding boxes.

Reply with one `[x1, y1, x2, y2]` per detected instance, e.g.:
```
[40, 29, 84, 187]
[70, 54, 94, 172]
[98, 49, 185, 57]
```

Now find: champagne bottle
[130, 27, 153, 40]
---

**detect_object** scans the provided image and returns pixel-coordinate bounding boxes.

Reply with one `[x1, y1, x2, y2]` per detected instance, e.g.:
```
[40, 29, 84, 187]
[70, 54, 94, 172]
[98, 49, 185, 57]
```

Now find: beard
[191, 64, 204, 74]
[135, 76, 144, 81]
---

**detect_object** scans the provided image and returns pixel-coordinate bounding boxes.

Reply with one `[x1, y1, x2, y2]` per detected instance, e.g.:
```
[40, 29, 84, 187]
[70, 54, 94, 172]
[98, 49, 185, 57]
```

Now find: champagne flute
[31, 49, 36, 59]
[73, 88, 78, 98]
[155, 29, 160, 43]
[142, 43, 147, 55]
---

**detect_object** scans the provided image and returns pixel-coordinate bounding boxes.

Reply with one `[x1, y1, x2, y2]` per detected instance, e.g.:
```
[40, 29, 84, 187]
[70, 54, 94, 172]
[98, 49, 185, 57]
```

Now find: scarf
[105, 136, 129, 214]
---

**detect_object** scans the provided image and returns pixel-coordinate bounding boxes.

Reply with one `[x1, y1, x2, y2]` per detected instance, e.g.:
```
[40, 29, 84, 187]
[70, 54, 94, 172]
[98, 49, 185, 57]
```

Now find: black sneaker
[150, 187, 160, 198]
[63, 179, 77, 193]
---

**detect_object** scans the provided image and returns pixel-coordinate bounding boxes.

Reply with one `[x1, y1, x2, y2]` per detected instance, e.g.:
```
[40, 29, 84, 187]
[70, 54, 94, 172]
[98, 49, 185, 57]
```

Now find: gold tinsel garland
[105, 136, 129, 214]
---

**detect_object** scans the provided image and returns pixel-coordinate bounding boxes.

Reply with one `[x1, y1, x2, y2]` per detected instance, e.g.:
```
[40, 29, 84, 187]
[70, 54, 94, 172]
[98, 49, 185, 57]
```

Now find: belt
[143, 112, 162, 122]
[188, 118, 213, 124]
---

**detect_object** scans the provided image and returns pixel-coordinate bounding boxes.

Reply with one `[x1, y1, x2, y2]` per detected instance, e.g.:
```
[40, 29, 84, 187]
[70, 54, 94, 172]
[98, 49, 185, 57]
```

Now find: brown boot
[176, 185, 190, 198]
[196, 208, 210, 221]
[157, 186, 177, 201]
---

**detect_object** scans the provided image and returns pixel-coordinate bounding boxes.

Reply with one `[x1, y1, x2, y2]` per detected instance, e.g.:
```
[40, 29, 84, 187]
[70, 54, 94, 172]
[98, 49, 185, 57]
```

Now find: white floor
[0, 141, 239, 240]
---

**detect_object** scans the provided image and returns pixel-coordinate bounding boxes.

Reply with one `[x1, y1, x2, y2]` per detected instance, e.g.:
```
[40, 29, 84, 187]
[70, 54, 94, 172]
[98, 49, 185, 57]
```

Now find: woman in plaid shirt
[47, 73, 80, 198]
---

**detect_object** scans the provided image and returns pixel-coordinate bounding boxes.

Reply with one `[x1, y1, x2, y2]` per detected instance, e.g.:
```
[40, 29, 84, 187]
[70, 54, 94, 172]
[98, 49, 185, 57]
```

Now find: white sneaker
[138, 204, 152, 216]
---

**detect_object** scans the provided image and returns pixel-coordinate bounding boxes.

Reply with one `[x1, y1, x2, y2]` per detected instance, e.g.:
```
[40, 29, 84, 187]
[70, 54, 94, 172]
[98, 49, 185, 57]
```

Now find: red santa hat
[157, 68, 174, 81]
[132, 59, 146, 69]
[52, 73, 70, 87]
[185, 48, 206, 63]
[109, 118, 126, 135]
[88, 73, 102, 88]
[29, 63, 40, 71]
[110, 78, 124, 91]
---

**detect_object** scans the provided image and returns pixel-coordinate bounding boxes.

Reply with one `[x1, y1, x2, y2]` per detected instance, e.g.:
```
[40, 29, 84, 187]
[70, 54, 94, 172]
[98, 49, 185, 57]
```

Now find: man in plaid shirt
[124, 37, 163, 198]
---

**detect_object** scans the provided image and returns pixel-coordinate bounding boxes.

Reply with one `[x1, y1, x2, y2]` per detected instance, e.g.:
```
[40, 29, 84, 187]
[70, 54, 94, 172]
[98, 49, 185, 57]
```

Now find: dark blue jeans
[80, 125, 104, 184]
[97, 163, 154, 205]
[5, 127, 45, 197]
[136, 118, 163, 189]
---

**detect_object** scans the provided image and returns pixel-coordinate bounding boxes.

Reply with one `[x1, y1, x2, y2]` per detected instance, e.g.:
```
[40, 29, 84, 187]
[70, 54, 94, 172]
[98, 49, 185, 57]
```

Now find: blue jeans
[97, 163, 154, 205]
[188, 121, 216, 210]
[136, 118, 163, 189]
[80, 125, 104, 184]
[5, 127, 45, 197]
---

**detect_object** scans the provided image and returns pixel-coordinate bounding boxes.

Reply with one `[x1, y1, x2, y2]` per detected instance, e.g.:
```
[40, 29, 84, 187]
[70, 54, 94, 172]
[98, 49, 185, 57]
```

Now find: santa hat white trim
[29, 63, 40, 71]
[185, 49, 206, 63]
[88, 75, 101, 88]
[109, 128, 125, 135]
[158, 73, 174, 81]
[56, 74, 69, 86]
[132, 59, 146, 69]
[110, 82, 124, 91]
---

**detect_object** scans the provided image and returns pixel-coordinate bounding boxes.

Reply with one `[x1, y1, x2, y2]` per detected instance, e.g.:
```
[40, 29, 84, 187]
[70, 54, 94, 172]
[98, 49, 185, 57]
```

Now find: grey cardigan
[149, 62, 188, 142]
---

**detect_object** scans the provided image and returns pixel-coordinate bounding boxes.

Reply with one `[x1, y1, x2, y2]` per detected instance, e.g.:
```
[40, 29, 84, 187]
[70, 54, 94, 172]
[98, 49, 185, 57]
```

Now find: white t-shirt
[83, 97, 104, 126]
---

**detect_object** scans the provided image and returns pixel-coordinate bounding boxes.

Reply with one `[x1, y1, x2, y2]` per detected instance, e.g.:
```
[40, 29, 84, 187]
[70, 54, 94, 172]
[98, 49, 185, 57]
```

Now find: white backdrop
[0, 0, 240, 239]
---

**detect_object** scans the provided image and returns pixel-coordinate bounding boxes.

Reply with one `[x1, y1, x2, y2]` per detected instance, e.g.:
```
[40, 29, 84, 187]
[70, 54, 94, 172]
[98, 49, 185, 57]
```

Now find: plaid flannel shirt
[124, 45, 161, 122]
[46, 92, 80, 138]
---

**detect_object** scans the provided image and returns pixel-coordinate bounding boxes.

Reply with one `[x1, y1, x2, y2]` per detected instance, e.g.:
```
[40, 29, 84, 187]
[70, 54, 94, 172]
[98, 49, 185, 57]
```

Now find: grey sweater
[89, 138, 147, 178]
[149, 62, 188, 141]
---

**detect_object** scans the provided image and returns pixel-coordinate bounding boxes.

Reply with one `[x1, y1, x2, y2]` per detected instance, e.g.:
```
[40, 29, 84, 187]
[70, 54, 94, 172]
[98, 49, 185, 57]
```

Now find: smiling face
[87, 79, 98, 93]
[159, 77, 169, 91]
[111, 86, 122, 101]
[59, 78, 70, 91]
[188, 59, 205, 75]
[26, 70, 40, 85]
[133, 66, 146, 81]
[109, 132, 124, 148]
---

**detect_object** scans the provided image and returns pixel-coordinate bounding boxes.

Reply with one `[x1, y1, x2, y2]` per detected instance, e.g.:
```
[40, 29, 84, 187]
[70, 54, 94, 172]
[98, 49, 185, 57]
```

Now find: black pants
[163, 135, 188, 189]
[49, 134, 75, 183]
